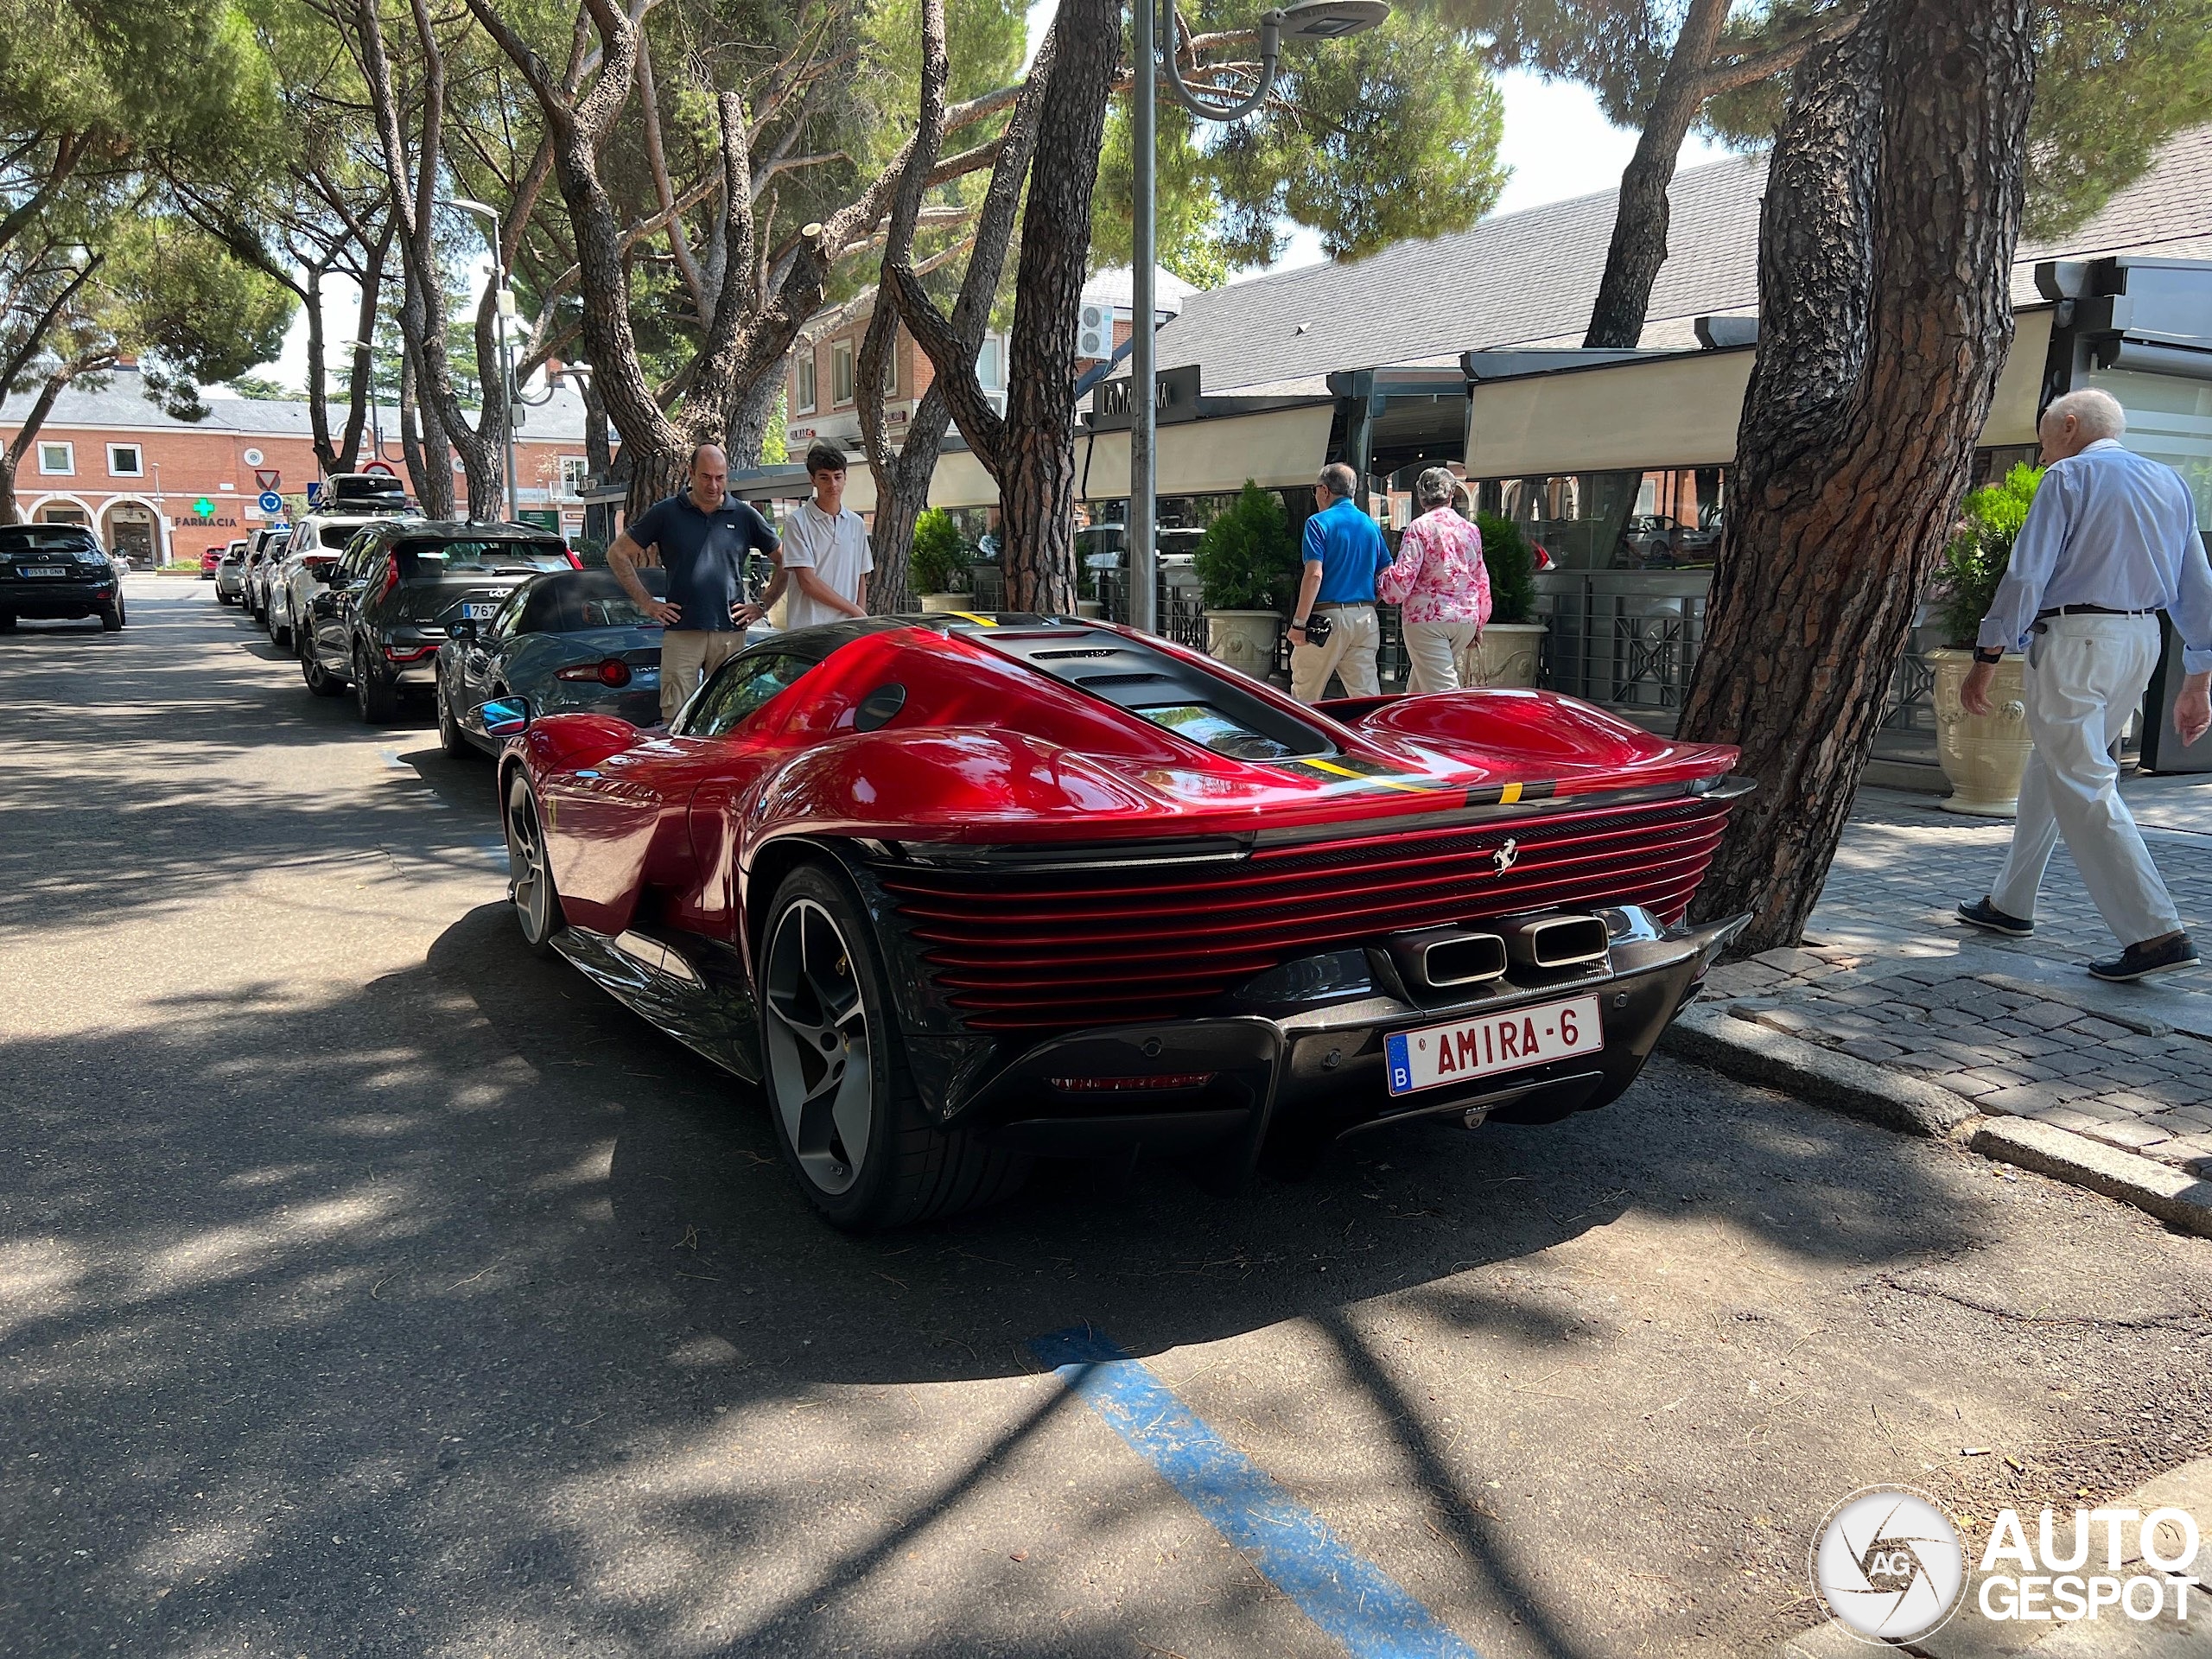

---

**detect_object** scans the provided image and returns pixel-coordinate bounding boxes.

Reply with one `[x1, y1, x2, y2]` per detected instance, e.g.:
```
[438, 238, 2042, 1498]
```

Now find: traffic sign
[257, 491, 284, 514]
[362, 460, 397, 478]
[193, 497, 215, 518]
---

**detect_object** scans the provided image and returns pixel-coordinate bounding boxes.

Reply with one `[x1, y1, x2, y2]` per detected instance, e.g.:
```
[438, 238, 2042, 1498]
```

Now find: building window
[559, 455, 591, 498]
[795, 350, 817, 414]
[831, 339, 855, 406]
[976, 337, 1005, 390]
[37, 442, 73, 475]
[107, 443, 143, 477]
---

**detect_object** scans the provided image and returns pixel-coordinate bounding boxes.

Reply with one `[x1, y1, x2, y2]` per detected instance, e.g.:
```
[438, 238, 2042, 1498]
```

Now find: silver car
[268, 512, 403, 650]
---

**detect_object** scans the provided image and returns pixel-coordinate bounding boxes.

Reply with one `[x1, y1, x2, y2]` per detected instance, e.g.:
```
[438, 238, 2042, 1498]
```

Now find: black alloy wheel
[301, 630, 345, 697]
[435, 673, 474, 757]
[503, 772, 563, 957]
[758, 861, 1027, 1231]
[353, 642, 398, 724]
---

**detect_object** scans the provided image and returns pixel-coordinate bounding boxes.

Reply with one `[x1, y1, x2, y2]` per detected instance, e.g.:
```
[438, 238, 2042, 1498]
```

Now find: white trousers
[1402, 619, 1480, 694]
[1989, 613, 2180, 947]
[1290, 605, 1381, 703]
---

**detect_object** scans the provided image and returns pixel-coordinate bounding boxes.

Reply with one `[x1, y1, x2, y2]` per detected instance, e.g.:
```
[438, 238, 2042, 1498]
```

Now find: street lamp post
[443, 196, 520, 524]
[1127, 0, 1387, 635]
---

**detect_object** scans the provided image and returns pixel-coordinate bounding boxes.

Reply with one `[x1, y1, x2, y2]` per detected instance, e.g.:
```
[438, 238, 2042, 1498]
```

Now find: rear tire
[354, 643, 398, 723]
[504, 772, 564, 957]
[759, 861, 1028, 1231]
[99, 601, 123, 632]
[436, 676, 474, 757]
[0, 613, 15, 632]
[270, 601, 292, 650]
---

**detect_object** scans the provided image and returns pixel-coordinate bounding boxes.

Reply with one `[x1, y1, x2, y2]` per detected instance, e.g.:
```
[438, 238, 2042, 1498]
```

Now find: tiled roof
[1148, 124, 2212, 393]
[0, 365, 594, 442]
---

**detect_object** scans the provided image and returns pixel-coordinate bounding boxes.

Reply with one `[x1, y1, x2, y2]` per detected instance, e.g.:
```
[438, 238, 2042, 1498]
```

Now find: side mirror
[474, 696, 532, 739]
[449, 618, 480, 644]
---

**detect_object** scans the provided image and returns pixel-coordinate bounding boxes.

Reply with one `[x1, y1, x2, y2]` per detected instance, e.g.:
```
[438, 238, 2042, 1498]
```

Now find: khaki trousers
[1290, 605, 1381, 703]
[1402, 619, 1480, 694]
[658, 629, 743, 722]
[1989, 613, 2180, 947]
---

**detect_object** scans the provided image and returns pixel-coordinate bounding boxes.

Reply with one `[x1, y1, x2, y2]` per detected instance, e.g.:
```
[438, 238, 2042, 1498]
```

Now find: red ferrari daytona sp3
[487, 613, 1751, 1230]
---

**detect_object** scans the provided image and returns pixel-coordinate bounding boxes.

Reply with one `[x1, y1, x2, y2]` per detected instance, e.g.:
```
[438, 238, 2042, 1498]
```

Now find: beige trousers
[1290, 605, 1381, 703]
[658, 630, 743, 721]
[1402, 619, 1480, 695]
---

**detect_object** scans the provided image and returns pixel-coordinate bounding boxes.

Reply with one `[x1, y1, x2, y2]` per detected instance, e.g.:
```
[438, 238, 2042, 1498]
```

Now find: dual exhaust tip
[1390, 913, 1611, 992]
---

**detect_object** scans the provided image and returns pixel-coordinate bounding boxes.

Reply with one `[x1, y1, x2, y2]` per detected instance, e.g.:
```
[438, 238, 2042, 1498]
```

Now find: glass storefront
[2076, 366, 2212, 527]
[1472, 467, 1725, 571]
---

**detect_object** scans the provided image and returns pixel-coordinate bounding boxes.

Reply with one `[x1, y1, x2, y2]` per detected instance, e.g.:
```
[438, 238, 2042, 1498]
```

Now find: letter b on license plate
[1385, 994, 1604, 1096]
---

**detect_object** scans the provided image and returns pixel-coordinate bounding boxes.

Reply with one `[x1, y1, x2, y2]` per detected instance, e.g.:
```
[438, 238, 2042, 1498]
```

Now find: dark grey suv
[300, 520, 578, 722]
[0, 524, 124, 631]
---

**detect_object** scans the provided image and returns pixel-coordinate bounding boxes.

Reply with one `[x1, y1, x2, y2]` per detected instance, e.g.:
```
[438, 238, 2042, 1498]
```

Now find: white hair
[2043, 388, 2126, 441]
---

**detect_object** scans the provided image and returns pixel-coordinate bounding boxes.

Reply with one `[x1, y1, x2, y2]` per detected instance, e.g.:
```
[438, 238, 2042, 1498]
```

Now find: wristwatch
[1973, 645, 2005, 665]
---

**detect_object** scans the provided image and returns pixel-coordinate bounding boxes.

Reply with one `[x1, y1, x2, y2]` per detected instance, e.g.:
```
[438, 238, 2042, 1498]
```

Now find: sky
[260, 52, 1731, 392]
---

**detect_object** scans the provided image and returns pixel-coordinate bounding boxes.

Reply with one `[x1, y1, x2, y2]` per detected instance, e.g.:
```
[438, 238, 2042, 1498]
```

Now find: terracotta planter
[1075, 599, 1105, 619]
[918, 593, 969, 614]
[1204, 609, 1282, 681]
[1930, 646, 2031, 816]
[1466, 620, 1546, 689]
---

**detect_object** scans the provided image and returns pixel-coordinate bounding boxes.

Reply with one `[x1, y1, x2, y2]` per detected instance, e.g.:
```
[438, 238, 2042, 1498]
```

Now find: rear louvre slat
[885, 797, 1733, 1032]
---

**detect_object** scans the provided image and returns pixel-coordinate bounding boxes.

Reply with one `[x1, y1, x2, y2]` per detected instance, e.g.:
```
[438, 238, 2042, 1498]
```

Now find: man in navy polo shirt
[1287, 462, 1390, 703]
[609, 442, 780, 721]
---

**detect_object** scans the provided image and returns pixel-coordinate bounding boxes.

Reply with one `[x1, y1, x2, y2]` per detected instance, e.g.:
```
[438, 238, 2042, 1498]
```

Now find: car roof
[360, 518, 567, 542]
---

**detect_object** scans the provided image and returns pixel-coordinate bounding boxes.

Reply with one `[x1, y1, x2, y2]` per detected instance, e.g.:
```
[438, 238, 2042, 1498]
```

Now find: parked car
[213, 540, 249, 604]
[488, 613, 1751, 1230]
[435, 567, 671, 755]
[269, 508, 405, 649]
[242, 527, 290, 621]
[301, 520, 579, 722]
[199, 545, 226, 579]
[0, 524, 126, 631]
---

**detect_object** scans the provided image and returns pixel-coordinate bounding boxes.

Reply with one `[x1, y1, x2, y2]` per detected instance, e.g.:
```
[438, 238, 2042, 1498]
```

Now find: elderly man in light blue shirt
[1956, 388, 2212, 982]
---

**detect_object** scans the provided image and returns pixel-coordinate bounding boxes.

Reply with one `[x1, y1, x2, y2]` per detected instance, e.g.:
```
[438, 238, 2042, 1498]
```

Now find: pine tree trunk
[867, 395, 951, 616]
[995, 0, 1117, 613]
[1583, 0, 1733, 349]
[1680, 0, 2035, 950]
[0, 449, 19, 524]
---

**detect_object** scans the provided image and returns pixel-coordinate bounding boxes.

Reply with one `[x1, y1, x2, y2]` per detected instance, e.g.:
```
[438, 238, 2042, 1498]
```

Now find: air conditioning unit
[1077, 303, 1114, 360]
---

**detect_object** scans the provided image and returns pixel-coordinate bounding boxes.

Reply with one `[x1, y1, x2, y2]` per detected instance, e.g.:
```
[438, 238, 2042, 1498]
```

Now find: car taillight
[378, 552, 400, 601]
[384, 643, 439, 663]
[557, 658, 632, 687]
[565, 549, 583, 569]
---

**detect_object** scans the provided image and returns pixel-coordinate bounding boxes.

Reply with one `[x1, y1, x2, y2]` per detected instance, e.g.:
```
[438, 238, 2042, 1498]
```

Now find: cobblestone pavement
[1700, 779, 2212, 1173]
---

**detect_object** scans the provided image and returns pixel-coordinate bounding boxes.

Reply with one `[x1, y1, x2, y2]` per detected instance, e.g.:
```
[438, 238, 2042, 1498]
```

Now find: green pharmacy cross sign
[193, 496, 215, 518]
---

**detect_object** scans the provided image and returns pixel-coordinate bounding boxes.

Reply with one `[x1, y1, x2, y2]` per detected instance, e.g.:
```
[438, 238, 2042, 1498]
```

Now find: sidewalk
[1686, 776, 2212, 1183]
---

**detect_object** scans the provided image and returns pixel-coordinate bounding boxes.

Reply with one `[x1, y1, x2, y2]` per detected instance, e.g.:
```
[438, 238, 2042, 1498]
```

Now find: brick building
[0, 367, 602, 565]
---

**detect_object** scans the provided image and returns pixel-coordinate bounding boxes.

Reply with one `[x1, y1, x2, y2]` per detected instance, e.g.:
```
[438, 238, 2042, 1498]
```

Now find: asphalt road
[5, 577, 2210, 1659]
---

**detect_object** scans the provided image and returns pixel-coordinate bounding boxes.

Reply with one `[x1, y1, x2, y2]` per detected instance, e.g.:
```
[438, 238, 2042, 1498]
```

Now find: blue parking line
[1030, 1326, 1482, 1659]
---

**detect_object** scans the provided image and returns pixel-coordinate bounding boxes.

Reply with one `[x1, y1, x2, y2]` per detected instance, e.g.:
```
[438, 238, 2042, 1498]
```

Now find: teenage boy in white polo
[741, 442, 872, 630]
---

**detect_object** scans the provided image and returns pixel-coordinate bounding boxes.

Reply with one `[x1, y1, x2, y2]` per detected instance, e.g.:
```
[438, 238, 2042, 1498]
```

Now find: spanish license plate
[20, 566, 65, 579]
[1384, 994, 1603, 1096]
[462, 601, 499, 620]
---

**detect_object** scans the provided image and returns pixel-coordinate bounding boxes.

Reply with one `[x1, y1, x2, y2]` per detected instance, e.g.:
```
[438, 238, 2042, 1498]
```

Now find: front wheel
[436, 677, 474, 757]
[504, 772, 564, 956]
[759, 861, 1027, 1231]
[301, 632, 345, 697]
[353, 644, 398, 723]
[270, 602, 292, 650]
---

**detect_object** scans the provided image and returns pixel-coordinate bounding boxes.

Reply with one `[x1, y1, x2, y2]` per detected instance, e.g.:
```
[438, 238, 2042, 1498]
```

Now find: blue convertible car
[435, 568, 675, 755]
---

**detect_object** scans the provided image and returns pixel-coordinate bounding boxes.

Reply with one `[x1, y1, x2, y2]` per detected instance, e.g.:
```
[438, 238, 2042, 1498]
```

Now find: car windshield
[574, 591, 663, 629]
[396, 539, 572, 576]
[0, 527, 97, 554]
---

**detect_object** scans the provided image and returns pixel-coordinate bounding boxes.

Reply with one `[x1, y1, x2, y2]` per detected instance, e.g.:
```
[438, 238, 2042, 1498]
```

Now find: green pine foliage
[910, 508, 970, 595]
[1193, 481, 1300, 612]
[1473, 512, 1538, 626]
[1936, 463, 2044, 648]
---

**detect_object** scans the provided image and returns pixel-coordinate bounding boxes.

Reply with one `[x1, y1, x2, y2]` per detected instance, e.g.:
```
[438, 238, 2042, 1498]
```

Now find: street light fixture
[1126, 0, 1387, 634]
[442, 196, 521, 524]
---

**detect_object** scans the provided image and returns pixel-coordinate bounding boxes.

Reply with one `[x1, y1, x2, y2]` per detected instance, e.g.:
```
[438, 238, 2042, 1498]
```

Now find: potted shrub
[1467, 512, 1546, 688]
[1929, 463, 2041, 815]
[1193, 480, 1300, 678]
[910, 508, 969, 613]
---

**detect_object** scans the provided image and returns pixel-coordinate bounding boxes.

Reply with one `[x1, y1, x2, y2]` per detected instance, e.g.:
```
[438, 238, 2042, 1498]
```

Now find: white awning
[1465, 304, 2055, 474]
[1074, 404, 1335, 499]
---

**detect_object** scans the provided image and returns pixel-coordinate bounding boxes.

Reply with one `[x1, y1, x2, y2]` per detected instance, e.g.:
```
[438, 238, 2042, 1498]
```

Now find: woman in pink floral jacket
[1379, 467, 1491, 693]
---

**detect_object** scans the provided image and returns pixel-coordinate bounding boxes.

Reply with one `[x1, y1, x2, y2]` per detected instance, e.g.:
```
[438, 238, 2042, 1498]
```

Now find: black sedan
[299, 519, 578, 722]
[0, 525, 125, 631]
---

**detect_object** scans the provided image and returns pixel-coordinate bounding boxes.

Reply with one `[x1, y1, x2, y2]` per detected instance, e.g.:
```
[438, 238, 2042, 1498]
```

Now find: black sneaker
[1957, 897, 2034, 938]
[2088, 933, 2201, 982]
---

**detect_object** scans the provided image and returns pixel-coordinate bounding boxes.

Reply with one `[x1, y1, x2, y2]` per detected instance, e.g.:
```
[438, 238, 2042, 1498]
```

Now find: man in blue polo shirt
[1287, 462, 1391, 703]
[609, 442, 780, 721]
